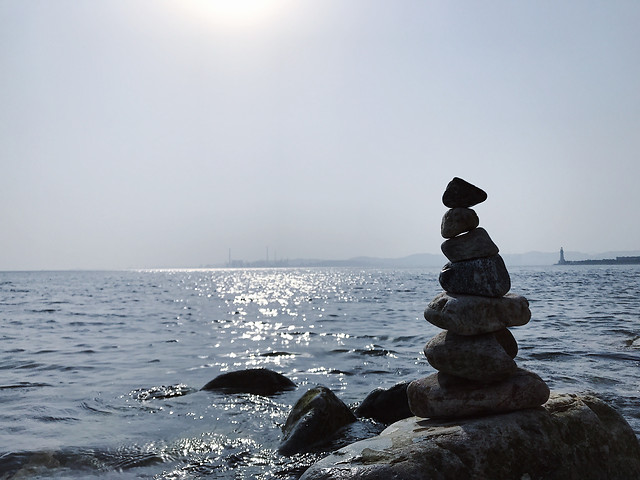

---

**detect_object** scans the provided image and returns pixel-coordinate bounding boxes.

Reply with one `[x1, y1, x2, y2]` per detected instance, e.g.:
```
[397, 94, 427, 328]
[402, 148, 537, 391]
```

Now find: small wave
[528, 351, 575, 360]
[587, 352, 640, 362]
[34, 415, 80, 423]
[0, 382, 51, 390]
[130, 384, 196, 401]
[306, 366, 353, 376]
[259, 351, 295, 357]
[80, 401, 114, 416]
[352, 346, 397, 357]
[0, 446, 167, 478]
[15, 362, 43, 370]
[94, 448, 166, 470]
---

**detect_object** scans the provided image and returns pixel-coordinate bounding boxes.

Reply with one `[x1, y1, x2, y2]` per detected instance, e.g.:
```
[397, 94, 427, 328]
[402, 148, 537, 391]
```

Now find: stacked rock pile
[407, 177, 550, 418]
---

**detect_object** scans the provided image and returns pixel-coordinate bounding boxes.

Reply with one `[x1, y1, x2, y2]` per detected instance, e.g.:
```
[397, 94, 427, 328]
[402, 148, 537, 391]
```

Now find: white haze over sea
[2, 1, 640, 271]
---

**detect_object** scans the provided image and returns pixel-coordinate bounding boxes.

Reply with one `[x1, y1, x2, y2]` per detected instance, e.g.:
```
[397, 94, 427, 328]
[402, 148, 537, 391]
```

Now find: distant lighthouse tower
[558, 247, 566, 265]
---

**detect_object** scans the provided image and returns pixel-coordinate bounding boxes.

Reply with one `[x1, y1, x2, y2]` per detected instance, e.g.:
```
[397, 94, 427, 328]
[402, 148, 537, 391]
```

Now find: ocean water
[1, 266, 639, 479]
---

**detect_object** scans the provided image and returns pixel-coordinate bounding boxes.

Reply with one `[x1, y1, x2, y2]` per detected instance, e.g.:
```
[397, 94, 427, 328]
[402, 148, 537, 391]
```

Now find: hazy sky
[2, 1, 639, 270]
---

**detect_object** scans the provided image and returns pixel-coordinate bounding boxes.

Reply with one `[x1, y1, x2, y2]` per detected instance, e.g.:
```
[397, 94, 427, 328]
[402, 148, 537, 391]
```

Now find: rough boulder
[300, 393, 640, 480]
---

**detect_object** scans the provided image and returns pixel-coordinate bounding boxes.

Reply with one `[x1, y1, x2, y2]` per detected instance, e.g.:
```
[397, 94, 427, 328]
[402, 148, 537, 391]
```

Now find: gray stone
[201, 368, 295, 396]
[440, 207, 479, 238]
[441, 227, 499, 262]
[442, 177, 487, 208]
[439, 255, 511, 297]
[423, 330, 517, 382]
[407, 368, 550, 419]
[279, 385, 356, 455]
[424, 292, 531, 335]
[300, 393, 640, 480]
[494, 327, 518, 358]
[355, 381, 413, 425]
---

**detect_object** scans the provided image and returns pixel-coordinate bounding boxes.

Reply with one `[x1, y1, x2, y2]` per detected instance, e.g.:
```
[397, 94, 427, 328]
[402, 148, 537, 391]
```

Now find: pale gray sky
[2, 1, 639, 270]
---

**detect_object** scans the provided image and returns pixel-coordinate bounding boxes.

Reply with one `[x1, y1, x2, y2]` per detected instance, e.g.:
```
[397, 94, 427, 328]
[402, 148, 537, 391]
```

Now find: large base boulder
[300, 393, 640, 480]
[408, 368, 549, 418]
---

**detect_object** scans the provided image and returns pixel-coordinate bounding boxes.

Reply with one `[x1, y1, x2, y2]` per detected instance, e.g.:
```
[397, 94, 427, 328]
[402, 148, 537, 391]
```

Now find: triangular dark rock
[442, 177, 487, 208]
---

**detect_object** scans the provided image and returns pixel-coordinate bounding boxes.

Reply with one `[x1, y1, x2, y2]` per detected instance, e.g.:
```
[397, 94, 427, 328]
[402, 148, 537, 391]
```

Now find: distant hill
[340, 250, 640, 268]
[214, 250, 640, 269]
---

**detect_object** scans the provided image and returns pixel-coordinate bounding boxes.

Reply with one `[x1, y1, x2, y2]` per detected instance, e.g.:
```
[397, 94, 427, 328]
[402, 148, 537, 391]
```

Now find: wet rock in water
[354, 382, 412, 425]
[424, 292, 530, 335]
[300, 393, 640, 480]
[441, 227, 499, 263]
[442, 177, 487, 208]
[423, 330, 517, 382]
[439, 255, 511, 297]
[201, 368, 296, 396]
[132, 384, 196, 401]
[279, 386, 356, 456]
[440, 207, 479, 238]
[407, 368, 550, 419]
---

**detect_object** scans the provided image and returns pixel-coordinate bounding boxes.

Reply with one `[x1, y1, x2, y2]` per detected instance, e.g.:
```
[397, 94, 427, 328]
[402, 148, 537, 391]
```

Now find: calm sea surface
[1, 266, 639, 479]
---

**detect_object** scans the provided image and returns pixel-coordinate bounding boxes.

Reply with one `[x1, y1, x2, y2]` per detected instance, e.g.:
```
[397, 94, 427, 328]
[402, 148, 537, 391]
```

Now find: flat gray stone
[300, 393, 640, 480]
[423, 330, 517, 382]
[407, 368, 550, 419]
[424, 292, 531, 335]
[441, 227, 499, 262]
[439, 255, 511, 297]
[440, 207, 479, 238]
[442, 177, 487, 208]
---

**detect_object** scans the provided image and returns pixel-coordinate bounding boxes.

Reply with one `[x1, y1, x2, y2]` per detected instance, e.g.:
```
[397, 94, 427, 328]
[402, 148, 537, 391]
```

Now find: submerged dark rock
[279, 386, 356, 456]
[200, 368, 295, 396]
[354, 381, 412, 425]
[300, 393, 640, 480]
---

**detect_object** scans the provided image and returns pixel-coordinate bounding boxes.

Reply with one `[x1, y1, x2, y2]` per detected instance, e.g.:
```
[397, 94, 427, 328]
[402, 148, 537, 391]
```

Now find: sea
[1, 266, 639, 479]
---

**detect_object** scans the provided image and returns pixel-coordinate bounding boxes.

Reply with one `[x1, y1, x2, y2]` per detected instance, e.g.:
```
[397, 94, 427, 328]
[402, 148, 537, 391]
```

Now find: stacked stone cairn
[407, 177, 550, 419]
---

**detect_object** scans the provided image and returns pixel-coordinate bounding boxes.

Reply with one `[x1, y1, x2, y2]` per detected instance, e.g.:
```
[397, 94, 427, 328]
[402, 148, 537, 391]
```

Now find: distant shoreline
[557, 256, 640, 266]
[4, 250, 640, 271]
[556, 247, 640, 266]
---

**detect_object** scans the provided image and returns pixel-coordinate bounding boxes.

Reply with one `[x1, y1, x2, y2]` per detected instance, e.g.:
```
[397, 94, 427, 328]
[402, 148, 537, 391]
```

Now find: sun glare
[177, 0, 289, 29]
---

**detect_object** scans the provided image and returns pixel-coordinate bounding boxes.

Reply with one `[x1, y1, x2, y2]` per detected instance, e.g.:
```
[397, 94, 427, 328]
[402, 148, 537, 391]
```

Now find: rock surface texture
[279, 386, 356, 455]
[300, 393, 640, 480]
[424, 292, 531, 335]
[410, 177, 549, 418]
[298, 177, 640, 479]
[440, 207, 479, 238]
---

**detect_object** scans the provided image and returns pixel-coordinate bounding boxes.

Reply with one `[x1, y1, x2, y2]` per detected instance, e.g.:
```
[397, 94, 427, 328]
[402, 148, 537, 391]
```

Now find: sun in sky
[174, 0, 292, 29]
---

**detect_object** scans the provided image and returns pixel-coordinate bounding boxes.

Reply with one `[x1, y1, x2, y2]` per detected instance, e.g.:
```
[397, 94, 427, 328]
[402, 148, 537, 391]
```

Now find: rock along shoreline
[299, 393, 640, 480]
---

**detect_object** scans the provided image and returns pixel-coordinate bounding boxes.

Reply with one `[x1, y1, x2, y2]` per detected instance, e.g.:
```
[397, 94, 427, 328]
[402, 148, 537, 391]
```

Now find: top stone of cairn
[442, 177, 487, 208]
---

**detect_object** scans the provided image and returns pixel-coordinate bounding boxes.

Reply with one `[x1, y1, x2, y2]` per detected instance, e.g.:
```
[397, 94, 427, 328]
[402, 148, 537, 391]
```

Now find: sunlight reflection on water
[0, 266, 639, 478]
